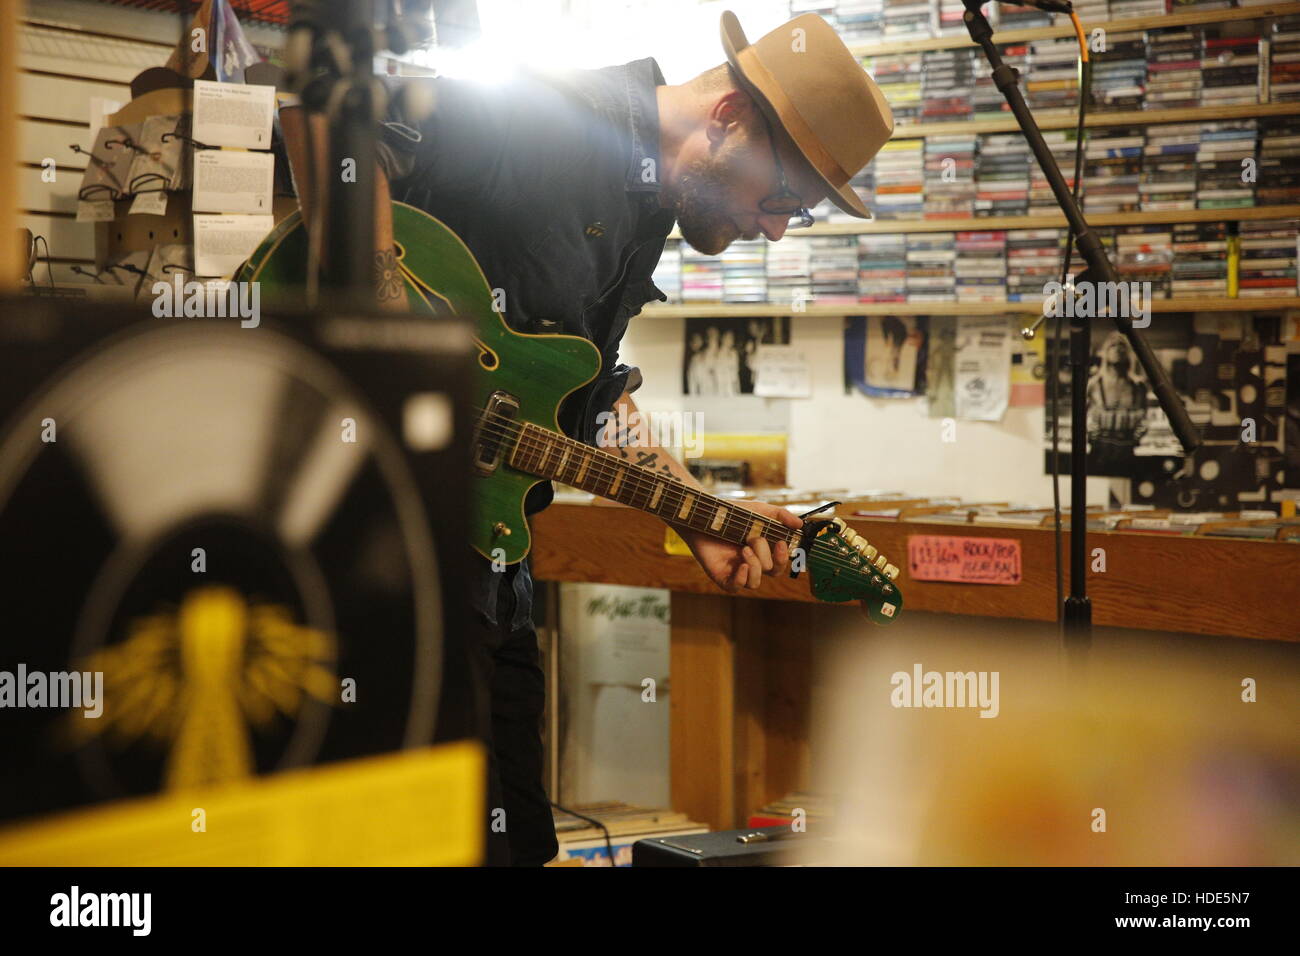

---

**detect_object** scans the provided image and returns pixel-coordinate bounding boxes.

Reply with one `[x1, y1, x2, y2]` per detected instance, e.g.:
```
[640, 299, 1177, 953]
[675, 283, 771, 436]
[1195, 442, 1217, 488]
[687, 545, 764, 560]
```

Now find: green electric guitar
[240, 203, 904, 624]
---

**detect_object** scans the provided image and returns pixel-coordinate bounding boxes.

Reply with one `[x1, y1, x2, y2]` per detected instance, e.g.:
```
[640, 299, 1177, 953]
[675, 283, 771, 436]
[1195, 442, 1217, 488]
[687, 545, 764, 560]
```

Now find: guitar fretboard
[507, 421, 798, 548]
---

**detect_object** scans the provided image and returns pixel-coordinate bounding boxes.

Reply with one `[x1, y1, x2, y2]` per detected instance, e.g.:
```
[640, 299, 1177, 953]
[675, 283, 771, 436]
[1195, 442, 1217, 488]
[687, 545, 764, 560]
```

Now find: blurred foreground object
[805, 628, 1299, 866]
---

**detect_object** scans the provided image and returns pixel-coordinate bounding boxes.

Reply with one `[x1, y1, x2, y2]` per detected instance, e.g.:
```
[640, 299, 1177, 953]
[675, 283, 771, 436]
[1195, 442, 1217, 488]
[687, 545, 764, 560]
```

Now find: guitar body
[239, 202, 601, 566]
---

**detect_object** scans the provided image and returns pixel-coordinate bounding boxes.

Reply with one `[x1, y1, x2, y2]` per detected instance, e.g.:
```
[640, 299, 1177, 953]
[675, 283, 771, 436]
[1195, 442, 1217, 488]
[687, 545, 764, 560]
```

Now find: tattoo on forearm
[375, 248, 403, 301]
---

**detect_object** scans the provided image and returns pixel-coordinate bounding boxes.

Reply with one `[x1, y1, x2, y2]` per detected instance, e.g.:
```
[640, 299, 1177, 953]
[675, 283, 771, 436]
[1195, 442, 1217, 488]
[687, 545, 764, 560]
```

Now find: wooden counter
[530, 502, 1299, 830]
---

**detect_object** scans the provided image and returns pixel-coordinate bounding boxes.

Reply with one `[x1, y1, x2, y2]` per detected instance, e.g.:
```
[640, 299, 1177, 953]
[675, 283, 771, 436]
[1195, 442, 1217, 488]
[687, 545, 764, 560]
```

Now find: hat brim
[719, 10, 872, 220]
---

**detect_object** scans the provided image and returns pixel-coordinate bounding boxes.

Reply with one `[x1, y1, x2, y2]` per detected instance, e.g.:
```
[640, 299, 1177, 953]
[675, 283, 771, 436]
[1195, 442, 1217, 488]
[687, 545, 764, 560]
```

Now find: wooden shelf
[850, 2, 1300, 58]
[892, 101, 1300, 139]
[668, 204, 1300, 239]
[644, 298, 1300, 317]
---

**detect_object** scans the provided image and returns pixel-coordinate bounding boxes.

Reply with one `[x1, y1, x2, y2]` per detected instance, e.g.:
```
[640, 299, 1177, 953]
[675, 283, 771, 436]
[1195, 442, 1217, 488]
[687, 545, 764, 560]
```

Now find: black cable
[549, 801, 618, 867]
[34, 235, 53, 289]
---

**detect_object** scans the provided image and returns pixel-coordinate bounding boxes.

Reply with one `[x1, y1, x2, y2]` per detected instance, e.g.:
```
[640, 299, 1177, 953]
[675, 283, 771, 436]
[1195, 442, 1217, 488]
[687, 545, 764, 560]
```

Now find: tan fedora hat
[720, 10, 893, 219]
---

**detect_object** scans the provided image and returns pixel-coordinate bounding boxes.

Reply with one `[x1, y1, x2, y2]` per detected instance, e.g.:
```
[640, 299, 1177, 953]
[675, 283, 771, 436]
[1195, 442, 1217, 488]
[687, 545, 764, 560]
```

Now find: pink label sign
[907, 535, 1022, 585]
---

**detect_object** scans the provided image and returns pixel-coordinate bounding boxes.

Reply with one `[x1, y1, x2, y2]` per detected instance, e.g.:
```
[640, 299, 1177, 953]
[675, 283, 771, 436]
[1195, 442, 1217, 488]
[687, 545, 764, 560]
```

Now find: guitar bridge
[473, 390, 520, 476]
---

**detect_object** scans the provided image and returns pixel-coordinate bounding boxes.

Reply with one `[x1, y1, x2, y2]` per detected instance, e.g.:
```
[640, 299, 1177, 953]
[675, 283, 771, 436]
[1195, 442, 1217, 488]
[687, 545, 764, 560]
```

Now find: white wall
[621, 313, 1118, 507]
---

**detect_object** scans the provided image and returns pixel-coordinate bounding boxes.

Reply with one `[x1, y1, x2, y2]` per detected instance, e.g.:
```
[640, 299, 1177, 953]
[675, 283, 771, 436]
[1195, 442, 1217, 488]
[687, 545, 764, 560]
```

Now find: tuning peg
[884, 564, 899, 580]
[862, 544, 877, 561]
[874, 555, 887, 571]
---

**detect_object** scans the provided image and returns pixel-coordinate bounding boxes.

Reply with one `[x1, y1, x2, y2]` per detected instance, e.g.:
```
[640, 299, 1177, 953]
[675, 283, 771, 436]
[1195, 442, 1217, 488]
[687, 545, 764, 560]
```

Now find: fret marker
[574, 450, 591, 484]
[710, 506, 726, 532]
[607, 467, 624, 496]
[748, 519, 763, 541]
[677, 493, 696, 521]
[649, 483, 663, 509]
[556, 444, 572, 478]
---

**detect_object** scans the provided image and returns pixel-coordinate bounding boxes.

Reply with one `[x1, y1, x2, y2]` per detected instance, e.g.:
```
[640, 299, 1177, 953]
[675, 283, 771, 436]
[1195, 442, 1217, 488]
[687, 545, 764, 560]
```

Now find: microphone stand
[960, 0, 1202, 658]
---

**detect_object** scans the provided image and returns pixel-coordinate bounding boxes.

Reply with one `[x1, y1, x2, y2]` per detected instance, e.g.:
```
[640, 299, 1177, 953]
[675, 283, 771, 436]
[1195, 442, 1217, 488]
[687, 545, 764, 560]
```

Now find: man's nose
[758, 214, 788, 242]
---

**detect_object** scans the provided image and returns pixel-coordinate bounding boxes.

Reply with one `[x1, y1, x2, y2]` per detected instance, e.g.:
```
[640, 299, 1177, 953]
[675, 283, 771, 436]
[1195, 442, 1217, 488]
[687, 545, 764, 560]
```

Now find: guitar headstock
[806, 518, 903, 625]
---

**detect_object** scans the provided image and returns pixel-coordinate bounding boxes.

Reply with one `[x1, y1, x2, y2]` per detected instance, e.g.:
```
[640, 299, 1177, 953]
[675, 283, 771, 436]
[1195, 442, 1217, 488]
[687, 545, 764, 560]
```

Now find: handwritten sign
[907, 535, 1022, 585]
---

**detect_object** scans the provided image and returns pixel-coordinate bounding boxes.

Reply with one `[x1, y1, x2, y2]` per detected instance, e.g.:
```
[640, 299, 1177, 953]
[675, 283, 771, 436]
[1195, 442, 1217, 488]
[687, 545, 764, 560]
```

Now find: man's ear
[705, 89, 752, 146]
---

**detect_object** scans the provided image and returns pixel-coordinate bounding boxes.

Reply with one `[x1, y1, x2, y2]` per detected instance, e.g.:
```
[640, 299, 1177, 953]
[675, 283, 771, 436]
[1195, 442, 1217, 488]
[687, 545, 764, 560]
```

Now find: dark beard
[668, 156, 742, 256]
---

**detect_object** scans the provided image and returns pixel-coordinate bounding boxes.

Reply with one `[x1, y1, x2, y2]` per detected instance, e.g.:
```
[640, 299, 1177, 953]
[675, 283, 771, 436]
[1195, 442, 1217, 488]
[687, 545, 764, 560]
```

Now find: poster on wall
[844, 315, 927, 398]
[954, 315, 1010, 422]
[925, 315, 957, 418]
[683, 316, 789, 396]
[1044, 314, 1297, 511]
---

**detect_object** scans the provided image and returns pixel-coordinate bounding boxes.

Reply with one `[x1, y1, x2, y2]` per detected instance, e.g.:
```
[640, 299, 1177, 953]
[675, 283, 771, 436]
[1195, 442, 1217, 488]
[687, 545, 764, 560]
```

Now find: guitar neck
[507, 421, 797, 548]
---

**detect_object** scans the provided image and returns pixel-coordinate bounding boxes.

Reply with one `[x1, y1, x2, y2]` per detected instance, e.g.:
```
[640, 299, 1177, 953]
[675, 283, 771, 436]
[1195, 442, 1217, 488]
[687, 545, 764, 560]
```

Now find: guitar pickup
[473, 390, 519, 476]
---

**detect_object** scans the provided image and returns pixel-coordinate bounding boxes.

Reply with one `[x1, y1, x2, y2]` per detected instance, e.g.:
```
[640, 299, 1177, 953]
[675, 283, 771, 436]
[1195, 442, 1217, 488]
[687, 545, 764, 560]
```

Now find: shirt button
[585, 222, 605, 239]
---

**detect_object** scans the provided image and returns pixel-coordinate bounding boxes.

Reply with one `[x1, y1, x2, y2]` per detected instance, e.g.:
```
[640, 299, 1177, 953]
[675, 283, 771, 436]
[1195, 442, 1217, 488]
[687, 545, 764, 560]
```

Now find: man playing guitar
[282, 9, 893, 865]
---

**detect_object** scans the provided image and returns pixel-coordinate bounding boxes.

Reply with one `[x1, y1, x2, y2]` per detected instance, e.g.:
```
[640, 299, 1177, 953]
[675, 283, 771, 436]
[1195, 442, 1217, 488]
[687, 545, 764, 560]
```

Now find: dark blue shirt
[378, 58, 675, 627]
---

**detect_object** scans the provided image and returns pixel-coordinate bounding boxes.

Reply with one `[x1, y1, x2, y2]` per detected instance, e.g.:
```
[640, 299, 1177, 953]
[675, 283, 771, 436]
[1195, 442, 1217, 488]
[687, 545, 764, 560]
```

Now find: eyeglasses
[755, 109, 815, 230]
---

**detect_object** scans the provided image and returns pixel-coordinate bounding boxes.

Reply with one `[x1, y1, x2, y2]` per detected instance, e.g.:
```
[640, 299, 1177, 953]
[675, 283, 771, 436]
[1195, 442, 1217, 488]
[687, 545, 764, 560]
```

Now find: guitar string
[473, 412, 894, 584]
[472, 411, 896, 580]
[472, 410, 898, 587]
[472, 409, 791, 544]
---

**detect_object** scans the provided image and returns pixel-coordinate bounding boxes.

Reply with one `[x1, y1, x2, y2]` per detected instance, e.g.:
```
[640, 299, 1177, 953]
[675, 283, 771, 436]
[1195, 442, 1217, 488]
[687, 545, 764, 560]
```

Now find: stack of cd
[1269, 15, 1300, 102]
[681, 246, 724, 302]
[954, 230, 1008, 302]
[1145, 28, 1203, 110]
[1171, 221, 1229, 298]
[1116, 226, 1174, 298]
[830, 0, 885, 45]
[1141, 123, 1199, 212]
[863, 52, 923, 124]
[1201, 31, 1261, 107]
[935, 0, 967, 37]
[857, 233, 908, 303]
[1109, 0, 1167, 17]
[721, 240, 768, 304]
[872, 138, 925, 220]
[923, 135, 977, 220]
[883, 0, 936, 40]
[766, 236, 814, 308]
[921, 48, 976, 122]
[1257, 117, 1300, 207]
[905, 233, 957, 302]
[975, 133, 1031, 217]
[1006, 228, 1063, 302]
[1084, 125, 1144, 215]
[997, 2, 1052, 29]
[1197, 120, 1257, 210]
[1237, 219, 1299, 297]
[810, 236, 862, 303]
[1090, 31, 1147, 111]
[1026, 39, 1082, 115]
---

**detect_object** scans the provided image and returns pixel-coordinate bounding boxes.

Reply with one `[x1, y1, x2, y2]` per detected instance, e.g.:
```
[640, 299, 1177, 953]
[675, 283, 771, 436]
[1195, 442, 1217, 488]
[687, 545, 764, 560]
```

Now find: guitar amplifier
[0, 297, 479, 826]
[632, 827, 831, 866]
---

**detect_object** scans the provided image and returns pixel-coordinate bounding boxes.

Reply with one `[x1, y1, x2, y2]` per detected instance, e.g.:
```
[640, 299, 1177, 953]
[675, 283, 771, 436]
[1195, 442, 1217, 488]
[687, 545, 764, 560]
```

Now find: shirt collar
[623, 57, 667, 196]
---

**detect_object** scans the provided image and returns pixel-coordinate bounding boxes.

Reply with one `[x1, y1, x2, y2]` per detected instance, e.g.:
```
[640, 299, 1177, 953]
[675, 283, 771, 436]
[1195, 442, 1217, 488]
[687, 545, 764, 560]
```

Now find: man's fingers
[724, 561, 747, 593]
[741, 546, 762, 590]
[774, 506, 802, 529]
[771, 539, 789, 575]
[749, 536, 774, 573]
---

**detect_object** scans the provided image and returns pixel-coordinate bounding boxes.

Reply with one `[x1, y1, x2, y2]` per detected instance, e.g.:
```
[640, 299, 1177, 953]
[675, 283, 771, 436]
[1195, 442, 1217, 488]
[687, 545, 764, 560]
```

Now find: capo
[789, 500, 840, 579]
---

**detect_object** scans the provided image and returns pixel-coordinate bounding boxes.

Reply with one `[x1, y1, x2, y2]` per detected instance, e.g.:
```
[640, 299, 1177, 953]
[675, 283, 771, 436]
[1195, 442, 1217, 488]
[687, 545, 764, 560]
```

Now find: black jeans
[468, 563, 558, 867]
